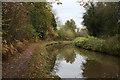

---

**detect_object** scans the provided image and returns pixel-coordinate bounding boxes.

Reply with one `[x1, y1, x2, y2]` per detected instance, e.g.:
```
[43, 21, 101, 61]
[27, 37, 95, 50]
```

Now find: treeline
[57, 19, 77, 40]
[2, 2, 58, 60]
[74, 2, 120, 56]
[2, 2, 57, 43]
[83, 2, 120, 38]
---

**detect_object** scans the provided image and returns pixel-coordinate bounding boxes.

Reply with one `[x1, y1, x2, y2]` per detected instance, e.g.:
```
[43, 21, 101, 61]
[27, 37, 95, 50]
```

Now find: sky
[52, 0, 86, 29]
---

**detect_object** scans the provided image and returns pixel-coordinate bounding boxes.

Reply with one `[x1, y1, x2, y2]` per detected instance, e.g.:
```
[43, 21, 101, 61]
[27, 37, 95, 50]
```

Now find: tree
[57, 19, 77, 39]
[2, 2, 36, 43]
[30, 2, 57, 39]
[2, 2, 57, 43]
[64, 19, 77, 33]
[82, 2, 120, 38]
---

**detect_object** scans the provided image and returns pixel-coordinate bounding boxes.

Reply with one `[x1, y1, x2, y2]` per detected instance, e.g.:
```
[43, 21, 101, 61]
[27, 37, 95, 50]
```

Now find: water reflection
[83, 60, 119, 78]
[46, 44, 120, 78]
[56, 46, 76, 64]
[46, 45, 87, 78]
[76, 48, 120, 78]
[53, 54, 87, 78]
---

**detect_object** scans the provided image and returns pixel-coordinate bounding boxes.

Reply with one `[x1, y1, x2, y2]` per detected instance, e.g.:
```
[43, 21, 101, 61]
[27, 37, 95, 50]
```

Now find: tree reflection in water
[46, 44, 120, 78]
[46, 45, 87, 78]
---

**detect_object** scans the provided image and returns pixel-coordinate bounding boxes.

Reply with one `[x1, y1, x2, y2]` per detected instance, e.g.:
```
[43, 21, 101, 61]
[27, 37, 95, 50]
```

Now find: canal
[46, 44, 120, 78]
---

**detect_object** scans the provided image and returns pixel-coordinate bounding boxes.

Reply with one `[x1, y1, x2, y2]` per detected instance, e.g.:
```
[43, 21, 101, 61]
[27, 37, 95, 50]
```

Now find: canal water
[46, 44, 120, 78]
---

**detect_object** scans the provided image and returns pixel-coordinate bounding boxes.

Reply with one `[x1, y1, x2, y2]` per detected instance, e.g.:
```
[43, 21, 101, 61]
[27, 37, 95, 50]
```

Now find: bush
[2, 39, 30, 60]
[74, 36, 120, 56]
[2, 40, 18, 60]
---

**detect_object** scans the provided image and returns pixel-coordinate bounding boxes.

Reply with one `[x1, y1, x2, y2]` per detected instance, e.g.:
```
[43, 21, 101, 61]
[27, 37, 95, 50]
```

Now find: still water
[46, 44, 120, 78]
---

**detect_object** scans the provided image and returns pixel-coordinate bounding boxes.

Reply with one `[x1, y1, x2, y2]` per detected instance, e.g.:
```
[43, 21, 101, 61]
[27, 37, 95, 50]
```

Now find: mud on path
[2, 42, 41, 78]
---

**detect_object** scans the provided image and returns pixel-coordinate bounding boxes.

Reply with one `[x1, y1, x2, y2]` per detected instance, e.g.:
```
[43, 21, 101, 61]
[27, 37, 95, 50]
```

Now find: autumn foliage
[2, 2, 58, 60]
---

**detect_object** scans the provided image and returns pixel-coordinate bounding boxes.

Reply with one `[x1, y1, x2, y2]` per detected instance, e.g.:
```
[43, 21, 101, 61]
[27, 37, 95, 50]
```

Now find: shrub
[74, 36, 120, 56]
[2, 39, 30, 61]
[2, 40, 17, 60]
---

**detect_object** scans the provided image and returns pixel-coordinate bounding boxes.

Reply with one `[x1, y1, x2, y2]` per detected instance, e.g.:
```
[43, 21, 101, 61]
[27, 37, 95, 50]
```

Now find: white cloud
[52, 0, 86, 29]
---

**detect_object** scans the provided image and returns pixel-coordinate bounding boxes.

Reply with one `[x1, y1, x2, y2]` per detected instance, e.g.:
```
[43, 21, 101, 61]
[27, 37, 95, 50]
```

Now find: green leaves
[30, 2, 57, 40]
[83, 2, 120, 37]
[74, 36, 120, 56]
[2, 2, 57, 43]
[58, 19, 77, 39]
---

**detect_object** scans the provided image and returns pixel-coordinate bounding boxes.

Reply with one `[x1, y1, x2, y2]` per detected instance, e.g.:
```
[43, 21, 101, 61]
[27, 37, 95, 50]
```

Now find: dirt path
[2, 42, 41, 78]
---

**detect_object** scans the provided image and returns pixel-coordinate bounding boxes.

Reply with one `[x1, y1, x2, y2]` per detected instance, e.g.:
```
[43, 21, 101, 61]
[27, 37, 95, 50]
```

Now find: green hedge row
[74, 36, 120, 56]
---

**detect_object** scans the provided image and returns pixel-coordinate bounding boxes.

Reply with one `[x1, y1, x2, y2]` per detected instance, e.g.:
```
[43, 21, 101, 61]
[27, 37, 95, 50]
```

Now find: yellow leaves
[83, 2, 89, 8]
[2, 19, 12, 22]
[0, 23, 10, 26]
[10, 44, 14, 49]
[34, 37, 39, 42]
[0, 32, 2, 35]
[2, 39, 7, 44]
[2, 47, 8, 54]
[77, 0, 92, 8]
[0, 19, 11, 26]
[2, 31, 9, 35]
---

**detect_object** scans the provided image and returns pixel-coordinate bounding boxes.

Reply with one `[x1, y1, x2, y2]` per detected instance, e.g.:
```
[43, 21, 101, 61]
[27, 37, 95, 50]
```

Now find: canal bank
[74, 37, 120, 57]
[25, 41, 72, 78]
[13, 41, 120, 78]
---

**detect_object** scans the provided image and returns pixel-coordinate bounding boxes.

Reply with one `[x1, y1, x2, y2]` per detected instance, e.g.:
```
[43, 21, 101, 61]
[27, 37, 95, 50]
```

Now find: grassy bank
[73, 36, 120, 56]
[25, 41, 61, 78]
